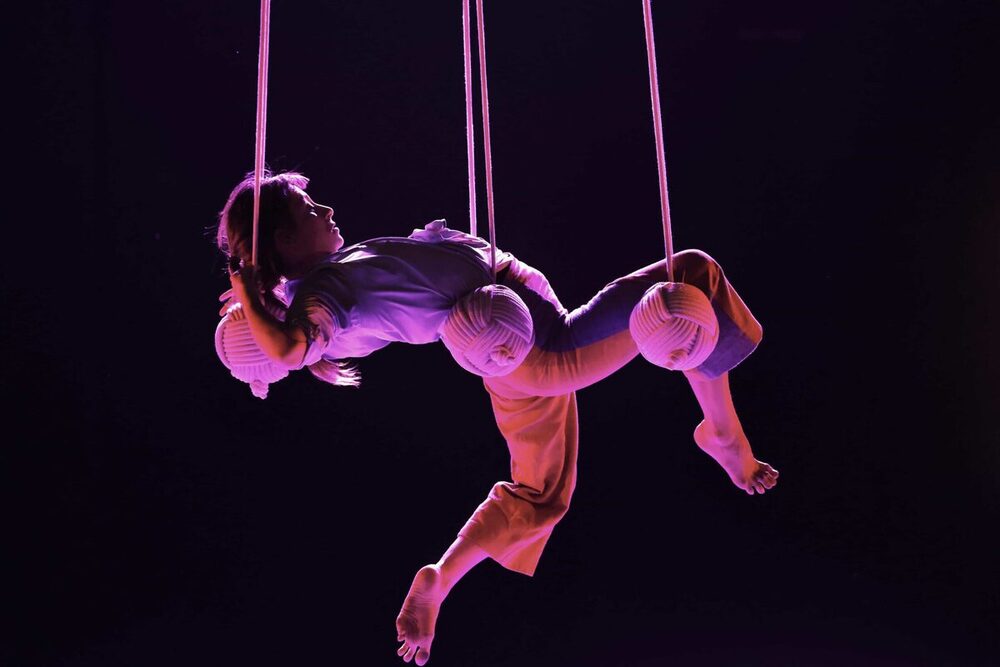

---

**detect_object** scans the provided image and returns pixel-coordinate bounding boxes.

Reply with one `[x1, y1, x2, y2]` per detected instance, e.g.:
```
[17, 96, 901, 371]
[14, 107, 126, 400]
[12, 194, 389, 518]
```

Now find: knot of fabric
[214, 314, 289, 399]
[409, 218, 449, 242]
[440, 284, 534, 377]
[628, 281, 719, 371]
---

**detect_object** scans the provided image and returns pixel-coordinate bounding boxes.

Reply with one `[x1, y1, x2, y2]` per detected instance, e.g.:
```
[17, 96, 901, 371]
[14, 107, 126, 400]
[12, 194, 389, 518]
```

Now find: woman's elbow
[257, 331, 308, 369]
[275, 339, 308, 369]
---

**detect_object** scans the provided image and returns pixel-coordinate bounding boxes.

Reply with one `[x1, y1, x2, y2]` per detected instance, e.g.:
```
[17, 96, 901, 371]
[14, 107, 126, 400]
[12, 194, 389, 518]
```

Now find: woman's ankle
[698, 419, 744, 443]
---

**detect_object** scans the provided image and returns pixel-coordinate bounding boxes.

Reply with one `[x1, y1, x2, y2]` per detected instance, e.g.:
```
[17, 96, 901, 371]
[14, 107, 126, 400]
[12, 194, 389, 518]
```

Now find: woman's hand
[223, 301, 246, 321]
[229, 262, 260, 307]
[217, 258, 305, 368]
[219, 258, 261, 317]
[217, 287, 237, 316]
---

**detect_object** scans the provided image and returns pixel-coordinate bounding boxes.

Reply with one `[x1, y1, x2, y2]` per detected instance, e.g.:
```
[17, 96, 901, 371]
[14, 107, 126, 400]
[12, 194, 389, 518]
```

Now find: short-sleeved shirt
[285, 220, 512, 366]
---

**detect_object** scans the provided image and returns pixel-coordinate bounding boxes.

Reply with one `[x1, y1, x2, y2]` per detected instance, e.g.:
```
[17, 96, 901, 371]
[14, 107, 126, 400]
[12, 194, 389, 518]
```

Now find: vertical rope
[462, 0, 478, 237]
[251, 0, 272, 266]
[642, 0, 675, 283]
[475, 0, 497, 283]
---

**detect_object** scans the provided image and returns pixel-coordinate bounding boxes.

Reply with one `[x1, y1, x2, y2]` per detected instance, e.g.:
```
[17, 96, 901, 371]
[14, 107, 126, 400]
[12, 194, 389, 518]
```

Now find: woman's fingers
[223, 259, 262, 314]
[231, 263, 257, 280]
[229, 264, 259, 292]
[228, 268, 253, 302]
[219, 297, 236, 316]
[219, 301, 244, 319]
[227, 303, 245, 321]
[218, 287, 237, 316]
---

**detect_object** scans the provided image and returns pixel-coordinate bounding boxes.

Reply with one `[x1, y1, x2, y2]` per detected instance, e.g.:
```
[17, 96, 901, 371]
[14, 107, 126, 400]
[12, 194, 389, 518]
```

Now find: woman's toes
[416, 646, 431, 666]
[398, 643, 409, 657]
[404, 644, 418, 662]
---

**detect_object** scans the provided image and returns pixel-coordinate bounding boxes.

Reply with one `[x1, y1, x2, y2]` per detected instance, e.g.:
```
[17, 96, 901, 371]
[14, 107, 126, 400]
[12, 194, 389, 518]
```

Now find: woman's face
[284, 186, 344, 257]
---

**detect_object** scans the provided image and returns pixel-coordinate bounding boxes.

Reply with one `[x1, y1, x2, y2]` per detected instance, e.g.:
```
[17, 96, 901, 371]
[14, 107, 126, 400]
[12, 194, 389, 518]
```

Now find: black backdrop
[5, 1, 999, 665]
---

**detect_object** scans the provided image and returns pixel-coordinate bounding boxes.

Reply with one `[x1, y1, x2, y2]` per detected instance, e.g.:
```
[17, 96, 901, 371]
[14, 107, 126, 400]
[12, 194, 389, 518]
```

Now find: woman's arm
[228, 266, 308, 369]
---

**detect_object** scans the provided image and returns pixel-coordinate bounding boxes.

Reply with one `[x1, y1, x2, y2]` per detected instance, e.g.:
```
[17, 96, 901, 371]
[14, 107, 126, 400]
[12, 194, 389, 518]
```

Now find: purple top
[285, 220, 512, 366]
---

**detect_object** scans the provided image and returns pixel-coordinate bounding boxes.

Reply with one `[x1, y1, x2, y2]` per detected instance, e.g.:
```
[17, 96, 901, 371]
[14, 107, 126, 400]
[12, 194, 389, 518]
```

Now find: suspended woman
[215, 171, 777, 665]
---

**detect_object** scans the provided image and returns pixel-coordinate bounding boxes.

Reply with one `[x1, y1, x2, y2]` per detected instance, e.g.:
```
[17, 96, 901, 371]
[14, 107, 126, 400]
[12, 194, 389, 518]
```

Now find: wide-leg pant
[457, 250, 763, 575]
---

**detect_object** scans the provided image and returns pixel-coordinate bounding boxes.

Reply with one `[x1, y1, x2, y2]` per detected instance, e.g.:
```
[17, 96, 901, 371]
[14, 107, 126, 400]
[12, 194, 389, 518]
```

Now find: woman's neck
[282, 250, 336, 279]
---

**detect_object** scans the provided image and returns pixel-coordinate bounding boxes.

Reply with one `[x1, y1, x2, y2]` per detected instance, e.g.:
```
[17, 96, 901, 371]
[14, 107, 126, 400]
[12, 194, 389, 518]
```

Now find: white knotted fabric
[629, 281, 718, 371]
[440, 284, 534, 377]
[215, 312, 288, 399]
[628, 0, 718, 371]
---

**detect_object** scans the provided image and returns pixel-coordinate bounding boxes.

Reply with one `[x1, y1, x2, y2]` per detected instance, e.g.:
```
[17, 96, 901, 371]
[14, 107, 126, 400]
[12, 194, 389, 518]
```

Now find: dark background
[5, 1, 998, 665]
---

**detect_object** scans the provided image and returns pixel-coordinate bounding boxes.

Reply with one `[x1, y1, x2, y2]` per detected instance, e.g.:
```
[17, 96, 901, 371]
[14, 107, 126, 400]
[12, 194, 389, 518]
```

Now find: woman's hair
[216, 170, 308, 295]
[216, 170, 361, 388]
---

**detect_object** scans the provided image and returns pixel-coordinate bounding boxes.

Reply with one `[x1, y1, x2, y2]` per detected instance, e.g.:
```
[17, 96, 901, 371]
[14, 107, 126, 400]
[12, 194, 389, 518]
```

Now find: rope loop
[462, 0, 499, 282]
[251, 0, 271, 266]
[642, 0, 675, 282]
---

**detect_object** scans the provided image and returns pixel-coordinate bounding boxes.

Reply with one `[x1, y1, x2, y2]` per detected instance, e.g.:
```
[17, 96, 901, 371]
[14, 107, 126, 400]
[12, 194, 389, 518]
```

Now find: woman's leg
[497, 251, 776, 494]
[495, 249, 763, 396]
[395, 387, 580, 665]
[395, 536, 489, 666]
[489, 256, 650, 397]
[685, 371, 778, 494]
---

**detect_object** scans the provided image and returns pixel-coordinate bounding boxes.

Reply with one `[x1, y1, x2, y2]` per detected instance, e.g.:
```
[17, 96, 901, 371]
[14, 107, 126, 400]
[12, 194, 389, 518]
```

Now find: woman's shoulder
[285, 256, 352, 303]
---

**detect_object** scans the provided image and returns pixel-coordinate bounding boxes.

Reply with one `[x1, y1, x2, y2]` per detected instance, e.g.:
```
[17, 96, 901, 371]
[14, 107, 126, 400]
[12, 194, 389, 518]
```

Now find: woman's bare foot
[396, 565, 445, 665]
[693, 420, 778, 495]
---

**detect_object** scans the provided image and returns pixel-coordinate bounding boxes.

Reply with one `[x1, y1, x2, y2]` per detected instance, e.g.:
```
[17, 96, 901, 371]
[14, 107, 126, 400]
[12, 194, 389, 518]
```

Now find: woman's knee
[673, 248, 720, 273]
[672, 249, 723, 294]
[615, 249, 721, 291]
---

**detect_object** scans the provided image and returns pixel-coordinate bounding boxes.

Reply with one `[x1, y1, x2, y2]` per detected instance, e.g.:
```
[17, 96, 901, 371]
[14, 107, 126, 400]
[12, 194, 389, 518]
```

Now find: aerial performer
[214, 1, 778, 665]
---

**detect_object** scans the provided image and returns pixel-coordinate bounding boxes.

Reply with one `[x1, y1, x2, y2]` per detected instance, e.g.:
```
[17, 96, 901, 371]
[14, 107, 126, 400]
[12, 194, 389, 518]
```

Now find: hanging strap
[251, 0, 272, 266]
[462, 0, 498, 282]
[462, 0, 478, 239]
[642, 0, 675, 283]
[475, 0, 499, 283]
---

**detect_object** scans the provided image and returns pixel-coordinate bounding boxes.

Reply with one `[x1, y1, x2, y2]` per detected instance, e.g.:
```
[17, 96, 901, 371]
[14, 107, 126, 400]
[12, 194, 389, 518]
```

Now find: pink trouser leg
[457, 382, 579, 577]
